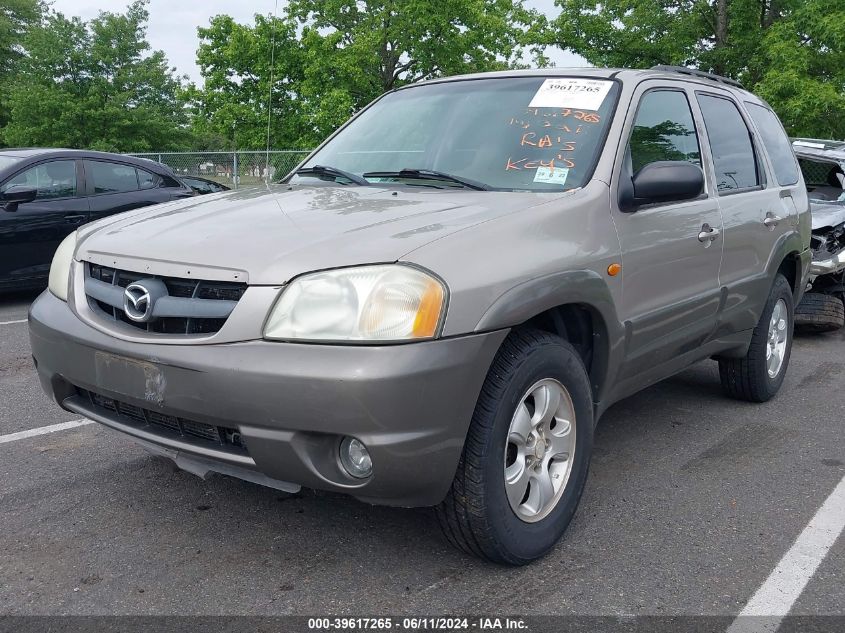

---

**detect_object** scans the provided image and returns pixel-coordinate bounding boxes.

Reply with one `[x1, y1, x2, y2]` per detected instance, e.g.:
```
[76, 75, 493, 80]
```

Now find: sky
[50, 0, 586, 84]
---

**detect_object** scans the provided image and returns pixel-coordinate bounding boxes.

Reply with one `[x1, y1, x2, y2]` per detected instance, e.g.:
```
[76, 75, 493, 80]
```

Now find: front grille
[79, 388, 248, 455]
[86, 264, 246, 335]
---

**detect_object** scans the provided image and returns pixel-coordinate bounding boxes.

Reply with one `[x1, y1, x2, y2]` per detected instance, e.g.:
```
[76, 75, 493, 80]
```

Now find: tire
[719, 274, 794, 403]
[436, 328, 593, 565]
[794, 292, 845, 333]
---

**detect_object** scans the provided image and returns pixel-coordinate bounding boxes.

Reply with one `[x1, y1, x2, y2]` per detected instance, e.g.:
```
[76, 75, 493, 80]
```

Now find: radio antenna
[265, 0, 279, 186]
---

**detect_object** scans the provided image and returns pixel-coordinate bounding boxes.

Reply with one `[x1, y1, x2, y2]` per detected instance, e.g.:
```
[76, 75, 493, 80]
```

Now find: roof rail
[792, 138, 845, 149]
[650, 65, 744, 90]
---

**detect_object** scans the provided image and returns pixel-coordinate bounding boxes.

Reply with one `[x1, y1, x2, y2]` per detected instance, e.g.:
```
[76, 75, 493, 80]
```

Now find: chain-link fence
[798, 156, 842, 187]
[127, 150, 313, 190]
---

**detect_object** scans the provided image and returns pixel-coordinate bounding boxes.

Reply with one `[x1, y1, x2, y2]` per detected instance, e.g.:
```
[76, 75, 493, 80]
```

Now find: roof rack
[650, 65, 744, 90]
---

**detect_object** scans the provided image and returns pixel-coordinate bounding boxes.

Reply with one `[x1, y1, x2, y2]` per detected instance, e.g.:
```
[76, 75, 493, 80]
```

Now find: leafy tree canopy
[754, 0, 845, 139]
[2, 0, 843, 150]
[192, 14, 309, 150]
[193, 0, 546, 148]
[0, 0, 41, 76]
[0, 0, 43, 130]
[548, 0, 845, 139]
[2, 0, 190, 151]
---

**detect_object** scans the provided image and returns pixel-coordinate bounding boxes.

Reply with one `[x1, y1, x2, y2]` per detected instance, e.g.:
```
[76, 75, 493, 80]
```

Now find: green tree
[549, 1, 780, 79]
[192, 14, 309, 150]
[0, 0, 43, 133]
[548, 0, 845, 138]
[193, 0, 545, 148]
[2, 0, 190, 151]
[754, 0, 845, 139]
[289, 0, 546, 140]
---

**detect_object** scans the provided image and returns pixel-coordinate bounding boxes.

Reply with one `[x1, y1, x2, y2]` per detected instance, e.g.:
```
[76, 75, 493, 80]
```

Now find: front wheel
[719, 274, 794, 402]
[436, 328, 593, 565]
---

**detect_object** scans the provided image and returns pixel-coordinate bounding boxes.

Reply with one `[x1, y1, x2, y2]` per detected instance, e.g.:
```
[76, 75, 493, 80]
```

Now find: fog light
[339, 437, 373, 479]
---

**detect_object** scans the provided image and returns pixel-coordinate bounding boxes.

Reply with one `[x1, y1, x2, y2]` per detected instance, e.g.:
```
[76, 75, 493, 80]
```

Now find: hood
[810, 200, 845, 231]
[77, 184, 568, 284]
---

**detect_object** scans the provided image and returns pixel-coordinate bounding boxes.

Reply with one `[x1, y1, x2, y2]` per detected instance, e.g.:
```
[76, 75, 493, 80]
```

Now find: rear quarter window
[745, 102, 800, 186]
[138, 169, 161, 190]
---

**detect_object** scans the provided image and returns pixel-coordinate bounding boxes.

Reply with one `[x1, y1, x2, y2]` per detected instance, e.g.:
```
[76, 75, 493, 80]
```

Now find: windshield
[294, 76, 620, 192]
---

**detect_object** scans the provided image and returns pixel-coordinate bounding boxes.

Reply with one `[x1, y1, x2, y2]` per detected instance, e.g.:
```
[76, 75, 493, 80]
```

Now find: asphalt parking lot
[1, 290, 843, 621]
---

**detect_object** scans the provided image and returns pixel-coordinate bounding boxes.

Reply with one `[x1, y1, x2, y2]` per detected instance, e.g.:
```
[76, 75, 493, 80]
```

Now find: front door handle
[764, 214, 782, 229]
[64, 214, 86, 224]
[698, 223, 720, 243]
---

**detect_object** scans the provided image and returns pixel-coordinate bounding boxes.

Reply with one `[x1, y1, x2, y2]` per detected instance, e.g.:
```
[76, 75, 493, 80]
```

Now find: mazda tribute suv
[29, 67, 811, 564]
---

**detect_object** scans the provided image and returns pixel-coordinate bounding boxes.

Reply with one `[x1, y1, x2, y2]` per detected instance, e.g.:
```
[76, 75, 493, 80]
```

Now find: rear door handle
[64, 214, 87, 224]
[698, 223, 720, 243]
[764, 214, 782, 229]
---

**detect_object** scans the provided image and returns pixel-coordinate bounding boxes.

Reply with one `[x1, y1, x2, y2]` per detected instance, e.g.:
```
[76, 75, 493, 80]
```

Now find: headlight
[48, 231, 77, 302]
[264, 265, 446, 342]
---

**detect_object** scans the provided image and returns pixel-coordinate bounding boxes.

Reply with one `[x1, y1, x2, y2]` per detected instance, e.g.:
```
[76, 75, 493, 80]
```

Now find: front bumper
[29, 291, 507, 506]
[810, 249, 845, 277]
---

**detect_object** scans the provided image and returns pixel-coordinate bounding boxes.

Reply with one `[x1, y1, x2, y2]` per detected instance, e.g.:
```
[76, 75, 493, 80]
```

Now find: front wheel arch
[474, 270, 622, 408]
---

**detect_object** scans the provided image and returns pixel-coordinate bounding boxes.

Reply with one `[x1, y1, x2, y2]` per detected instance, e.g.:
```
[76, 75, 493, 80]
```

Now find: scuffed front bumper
[29, 291, 507, 506]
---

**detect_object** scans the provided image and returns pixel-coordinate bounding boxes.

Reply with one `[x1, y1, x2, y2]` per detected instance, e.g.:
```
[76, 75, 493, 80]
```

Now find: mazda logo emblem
[124, 282, 154, 322]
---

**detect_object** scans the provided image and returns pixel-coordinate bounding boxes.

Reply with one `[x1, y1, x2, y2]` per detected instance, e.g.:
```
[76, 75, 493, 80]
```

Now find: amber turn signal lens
[412, 279, 446, 338]
[607, 263, 622, 277]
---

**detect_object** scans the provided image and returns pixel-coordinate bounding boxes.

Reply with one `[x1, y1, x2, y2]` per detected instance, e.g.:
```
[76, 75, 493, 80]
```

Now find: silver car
[29, 67, 811, 564]
[791, 139, 845, 331]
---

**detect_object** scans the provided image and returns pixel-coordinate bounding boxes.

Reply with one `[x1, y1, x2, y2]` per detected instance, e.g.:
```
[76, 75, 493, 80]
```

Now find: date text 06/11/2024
[306, 617, 529, 630]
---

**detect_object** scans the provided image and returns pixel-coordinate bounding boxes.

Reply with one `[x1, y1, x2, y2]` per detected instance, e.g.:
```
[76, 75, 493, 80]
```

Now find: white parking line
[0, 318, 27, 326]
[0, 419, 93, 445]
[727, 474, 845, 633]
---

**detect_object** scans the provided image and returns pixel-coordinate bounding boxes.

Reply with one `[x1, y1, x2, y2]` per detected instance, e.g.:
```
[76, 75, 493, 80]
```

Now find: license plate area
[94, 351, 166, 406]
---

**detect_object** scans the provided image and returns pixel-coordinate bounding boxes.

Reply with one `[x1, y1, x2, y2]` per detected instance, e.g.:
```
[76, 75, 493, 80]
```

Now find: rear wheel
[795, 292, 845, 333]
[436, 328, 593, 565]
[719, 274, 794, 403]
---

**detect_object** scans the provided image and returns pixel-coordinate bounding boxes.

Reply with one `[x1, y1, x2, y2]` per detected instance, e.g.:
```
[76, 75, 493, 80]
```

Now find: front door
[0, 159, 88, 286]
[611, 86, 724, 381]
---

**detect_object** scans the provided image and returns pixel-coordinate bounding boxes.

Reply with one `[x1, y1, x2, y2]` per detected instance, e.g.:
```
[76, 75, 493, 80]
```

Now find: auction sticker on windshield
[529, 78, 614, 110]
[534, 166, 569, 186]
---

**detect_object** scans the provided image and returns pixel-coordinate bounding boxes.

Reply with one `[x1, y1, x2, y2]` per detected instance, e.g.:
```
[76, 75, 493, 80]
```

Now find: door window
[745, 103, 800, 186]
[696, 94, 760, 192]
[85, 161, 139, 194]
[137, 169, 160, 190]
[1, 160, 77, 200]
[628, 90, 701, 174]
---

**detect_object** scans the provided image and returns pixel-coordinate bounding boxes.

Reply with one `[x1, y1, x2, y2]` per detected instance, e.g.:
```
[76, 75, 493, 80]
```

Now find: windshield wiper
[362, 169, 491, 191]
[295, 165, 370, 186]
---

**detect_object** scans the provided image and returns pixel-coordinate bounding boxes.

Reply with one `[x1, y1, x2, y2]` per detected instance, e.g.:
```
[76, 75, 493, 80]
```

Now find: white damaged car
[793, 139, 845, 332]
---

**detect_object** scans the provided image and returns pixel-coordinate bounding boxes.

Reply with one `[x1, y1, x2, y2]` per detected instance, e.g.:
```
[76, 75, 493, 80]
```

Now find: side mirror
[620, 161, 704, 212]
[2, 185, 38, 212]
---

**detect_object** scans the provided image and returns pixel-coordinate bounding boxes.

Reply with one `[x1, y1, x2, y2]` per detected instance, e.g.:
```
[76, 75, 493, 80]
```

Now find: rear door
[611, 84, 724, 380]
[0, 159, 89, 286]
[694, 92, 790, 333]
[83, 160, 177, 223]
